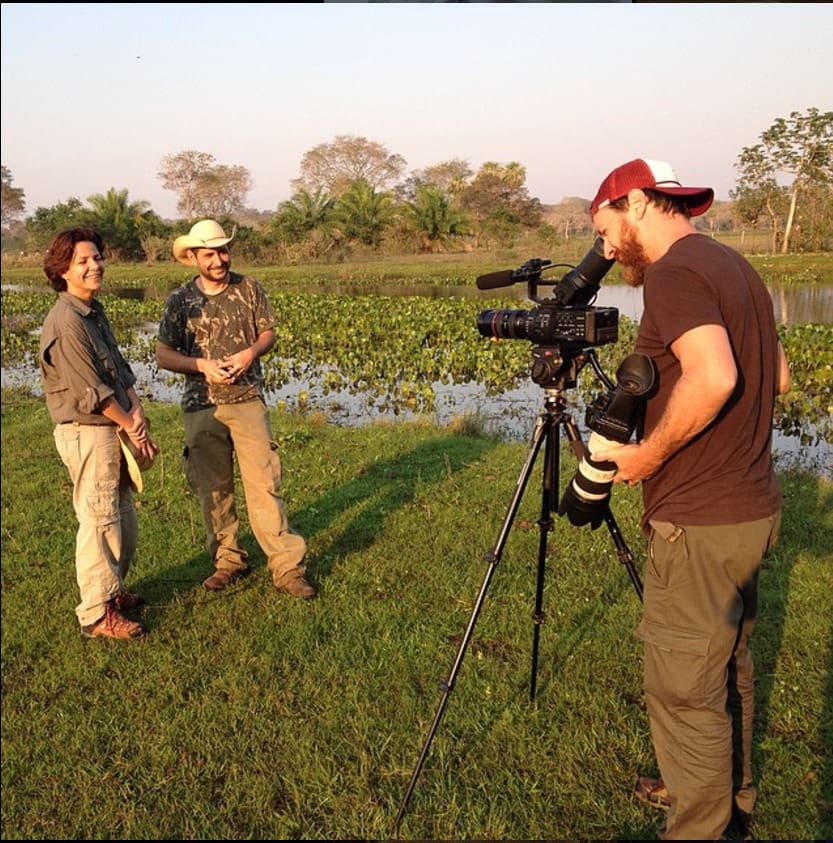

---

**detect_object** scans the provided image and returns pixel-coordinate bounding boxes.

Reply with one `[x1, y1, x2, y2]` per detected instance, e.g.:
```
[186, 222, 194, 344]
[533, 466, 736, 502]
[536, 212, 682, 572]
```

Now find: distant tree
[458, 161, 542, 247]
[85, 188, 153, 258]
[135, 214, 174, 263]
[24, 198, 91, 252]
[544, 196, 593, 240]
[421, 159, 472, 195]
[731, 147, 790, 253]
[158, 150, 216, 220]
[729, 184, 768, 246]
[333, 181, 394, 248]
[478, 161, 526, 189]
[292, 135, 407, 197]
[401, 158, 473, 200]
[791, 180, 833, 252]
[695, 199, 736, 237]
[271, 188, 336, 243]
[159, 151, 251, 221]
[732, 107, 832, 253]
[192, 164, 253, 218]
[1, 165, 26, 228]
[405, 186, 471, 252]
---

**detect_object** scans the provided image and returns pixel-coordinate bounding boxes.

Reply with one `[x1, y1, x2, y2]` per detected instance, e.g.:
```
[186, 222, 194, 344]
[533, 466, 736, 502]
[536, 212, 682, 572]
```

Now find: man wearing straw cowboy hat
[156, 220, 314, 598]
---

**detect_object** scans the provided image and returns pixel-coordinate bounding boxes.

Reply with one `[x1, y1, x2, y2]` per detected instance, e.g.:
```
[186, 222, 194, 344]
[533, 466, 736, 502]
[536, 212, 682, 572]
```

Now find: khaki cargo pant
[637, 513, 781, 840]
[53, 422, 138, 628]
[183, 399, 307, 587]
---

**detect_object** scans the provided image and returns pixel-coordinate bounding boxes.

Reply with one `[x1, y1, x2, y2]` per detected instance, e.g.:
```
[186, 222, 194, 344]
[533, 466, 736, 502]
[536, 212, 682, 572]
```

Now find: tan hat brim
[119, 431, 144, 493]
[172, 227, 236, 265]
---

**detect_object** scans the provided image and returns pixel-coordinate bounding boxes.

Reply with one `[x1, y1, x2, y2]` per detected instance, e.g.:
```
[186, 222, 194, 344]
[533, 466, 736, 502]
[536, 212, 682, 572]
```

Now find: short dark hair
[43, 227, 106, 292]
[608, 189, 692, 219]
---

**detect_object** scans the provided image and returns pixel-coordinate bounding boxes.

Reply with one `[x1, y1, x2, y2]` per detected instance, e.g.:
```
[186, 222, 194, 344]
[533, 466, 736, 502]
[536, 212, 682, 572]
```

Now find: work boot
[722, 807, 755, 840]
[633, 776, 670, 811]
[203, 568, 244, 591]
[82, 601, 146, 639]
[275, 574, 316, 599]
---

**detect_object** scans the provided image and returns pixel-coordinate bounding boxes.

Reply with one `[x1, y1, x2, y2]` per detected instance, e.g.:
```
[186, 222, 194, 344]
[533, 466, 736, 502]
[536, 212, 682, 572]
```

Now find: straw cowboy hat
[118, 429, 159, 494]
[172, 220, 237, 265]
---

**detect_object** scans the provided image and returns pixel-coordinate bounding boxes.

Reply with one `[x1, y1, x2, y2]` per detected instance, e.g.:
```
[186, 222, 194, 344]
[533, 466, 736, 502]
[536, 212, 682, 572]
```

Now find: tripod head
[529, 345, 589, 391]
[528, 344, 617, 393]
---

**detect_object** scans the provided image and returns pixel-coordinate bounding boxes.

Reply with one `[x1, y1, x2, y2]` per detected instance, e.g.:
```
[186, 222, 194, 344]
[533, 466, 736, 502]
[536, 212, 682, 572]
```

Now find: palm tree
[273, 188, 335, 242]
[406, 186, 471, 252]
[86, 188, 152, 258]
[333, 182, 394, 247]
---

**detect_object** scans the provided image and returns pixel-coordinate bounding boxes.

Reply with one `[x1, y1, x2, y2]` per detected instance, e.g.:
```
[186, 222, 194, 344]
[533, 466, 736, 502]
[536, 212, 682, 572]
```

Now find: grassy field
[2, 238, 831, 290]
[1, 394, 831, 840]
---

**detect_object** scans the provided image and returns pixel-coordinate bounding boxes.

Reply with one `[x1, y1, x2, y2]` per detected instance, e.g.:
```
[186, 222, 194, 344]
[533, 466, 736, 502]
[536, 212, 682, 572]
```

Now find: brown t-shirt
[636, 234, 782, 530]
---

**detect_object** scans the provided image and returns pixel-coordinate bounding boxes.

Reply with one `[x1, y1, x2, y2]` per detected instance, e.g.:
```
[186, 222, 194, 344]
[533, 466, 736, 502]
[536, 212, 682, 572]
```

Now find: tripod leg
[529, 412, 558, 702]
[602, 510, 643, 601]
[561, 417, 644, 602]
[393, 412, 549, 838]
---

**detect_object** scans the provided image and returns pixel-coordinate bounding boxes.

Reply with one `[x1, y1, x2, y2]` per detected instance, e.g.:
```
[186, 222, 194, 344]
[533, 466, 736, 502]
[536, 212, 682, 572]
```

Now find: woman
[39, 227, 158, 640]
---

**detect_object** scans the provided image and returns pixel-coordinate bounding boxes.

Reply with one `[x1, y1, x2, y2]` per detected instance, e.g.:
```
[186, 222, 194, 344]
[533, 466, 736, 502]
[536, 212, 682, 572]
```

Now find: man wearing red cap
[587, 160, 791, 839]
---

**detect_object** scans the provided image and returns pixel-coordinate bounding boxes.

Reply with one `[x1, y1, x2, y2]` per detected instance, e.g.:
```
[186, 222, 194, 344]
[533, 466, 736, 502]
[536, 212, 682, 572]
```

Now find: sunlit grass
[2, 395, 831, 840]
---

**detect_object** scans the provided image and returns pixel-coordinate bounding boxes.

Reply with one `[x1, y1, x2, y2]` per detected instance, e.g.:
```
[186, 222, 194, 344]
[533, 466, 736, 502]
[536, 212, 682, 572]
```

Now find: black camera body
[475, 237, 618, 351]
[585, 386, 642, 443]
[477, 303, 619, 349]
[585, 350, 658, 443]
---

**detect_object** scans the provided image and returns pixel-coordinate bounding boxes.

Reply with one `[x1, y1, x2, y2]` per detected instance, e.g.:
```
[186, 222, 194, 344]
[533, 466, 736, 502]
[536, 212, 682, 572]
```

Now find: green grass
[2, 395, 831, 840]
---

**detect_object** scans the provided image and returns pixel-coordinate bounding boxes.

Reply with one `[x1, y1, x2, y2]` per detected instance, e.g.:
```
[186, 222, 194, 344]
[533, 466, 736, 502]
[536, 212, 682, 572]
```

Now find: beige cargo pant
[182, 399, 307, 588]
[53, 422, 138, 628]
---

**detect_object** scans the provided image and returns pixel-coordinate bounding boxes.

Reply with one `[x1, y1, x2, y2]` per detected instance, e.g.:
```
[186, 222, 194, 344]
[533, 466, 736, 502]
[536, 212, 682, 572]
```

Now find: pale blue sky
[2, 3, 831, 219]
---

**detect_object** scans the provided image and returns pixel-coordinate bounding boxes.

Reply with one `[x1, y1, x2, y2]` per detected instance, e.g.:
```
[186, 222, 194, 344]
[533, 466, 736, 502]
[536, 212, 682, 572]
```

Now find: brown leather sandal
[633, 775, 671, 811]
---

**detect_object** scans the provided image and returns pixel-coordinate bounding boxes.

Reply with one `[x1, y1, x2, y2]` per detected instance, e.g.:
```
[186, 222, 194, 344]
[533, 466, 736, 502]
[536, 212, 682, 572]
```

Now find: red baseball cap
[590, 158, 714, 218]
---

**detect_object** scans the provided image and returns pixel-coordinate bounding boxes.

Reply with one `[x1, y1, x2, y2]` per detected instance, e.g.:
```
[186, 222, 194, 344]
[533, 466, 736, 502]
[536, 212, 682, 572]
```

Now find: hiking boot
[82, 601, 146, 639]
[203, 568, 243, 591]
[633, 776, 670, 811]
[113, 590, 144, 612]
[275, 575, 317, 599]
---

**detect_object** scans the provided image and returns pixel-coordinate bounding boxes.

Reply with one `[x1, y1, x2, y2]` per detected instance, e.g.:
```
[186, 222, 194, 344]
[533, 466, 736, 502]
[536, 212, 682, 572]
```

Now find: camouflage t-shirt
[157, 272, 276, 412]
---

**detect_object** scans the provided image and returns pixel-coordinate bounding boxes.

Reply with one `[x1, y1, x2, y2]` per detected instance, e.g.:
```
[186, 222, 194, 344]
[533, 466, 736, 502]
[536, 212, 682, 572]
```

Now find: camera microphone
[552, 237, 614, 306]
[475, 269, 516, 291]
[476, 258, 553, 291]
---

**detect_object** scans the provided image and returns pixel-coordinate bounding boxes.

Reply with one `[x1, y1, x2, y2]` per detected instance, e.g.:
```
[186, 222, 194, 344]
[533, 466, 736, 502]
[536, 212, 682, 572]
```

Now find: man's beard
[615, 222, 650, 288]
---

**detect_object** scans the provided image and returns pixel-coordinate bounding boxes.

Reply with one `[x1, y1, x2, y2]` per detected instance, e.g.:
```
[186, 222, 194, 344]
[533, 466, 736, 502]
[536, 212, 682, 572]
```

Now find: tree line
[2, 108, 830, 263]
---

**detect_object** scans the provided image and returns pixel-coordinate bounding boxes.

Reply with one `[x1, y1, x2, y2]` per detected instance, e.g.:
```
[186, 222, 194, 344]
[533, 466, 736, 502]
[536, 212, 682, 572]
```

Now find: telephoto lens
[558, 431, 617, 529]
[558, 353, 656, 529]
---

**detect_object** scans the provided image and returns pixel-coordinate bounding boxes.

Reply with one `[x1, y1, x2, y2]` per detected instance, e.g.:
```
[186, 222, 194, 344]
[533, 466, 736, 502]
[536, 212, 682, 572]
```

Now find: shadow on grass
[289, 430, 501, 582]
[754, 470, 833, 838]
[132, 428, 500, 626]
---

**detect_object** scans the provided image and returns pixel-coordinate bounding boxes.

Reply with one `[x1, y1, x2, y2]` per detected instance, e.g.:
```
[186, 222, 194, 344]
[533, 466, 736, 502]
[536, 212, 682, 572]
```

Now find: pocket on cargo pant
[637, 618, 710, 704]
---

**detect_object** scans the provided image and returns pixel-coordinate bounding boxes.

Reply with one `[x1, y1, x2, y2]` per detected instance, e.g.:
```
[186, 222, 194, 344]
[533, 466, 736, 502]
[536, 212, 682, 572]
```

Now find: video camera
[475, 237, 619, 350]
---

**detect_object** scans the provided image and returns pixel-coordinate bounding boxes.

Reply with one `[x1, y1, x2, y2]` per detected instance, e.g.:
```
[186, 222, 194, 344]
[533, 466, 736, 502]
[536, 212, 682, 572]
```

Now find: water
[3, 282, 830, 477]
[10, 357, 818, 476]
[255, 371, 831, 479]
[593, 284, 833, 326]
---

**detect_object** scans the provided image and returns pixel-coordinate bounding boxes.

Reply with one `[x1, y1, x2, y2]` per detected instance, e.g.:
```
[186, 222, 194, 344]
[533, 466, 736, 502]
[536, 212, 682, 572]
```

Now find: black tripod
[393, 347, 644, 837]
